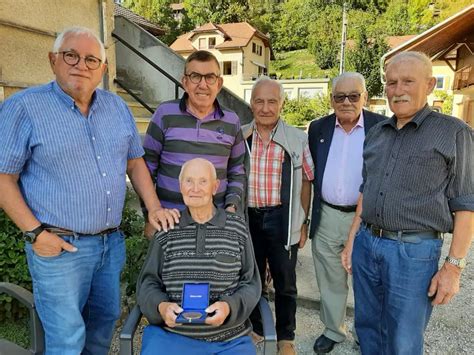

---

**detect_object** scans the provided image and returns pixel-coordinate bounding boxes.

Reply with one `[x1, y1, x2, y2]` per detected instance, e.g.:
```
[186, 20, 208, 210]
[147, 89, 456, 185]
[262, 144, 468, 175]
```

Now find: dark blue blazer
[308, 109, 387, 238]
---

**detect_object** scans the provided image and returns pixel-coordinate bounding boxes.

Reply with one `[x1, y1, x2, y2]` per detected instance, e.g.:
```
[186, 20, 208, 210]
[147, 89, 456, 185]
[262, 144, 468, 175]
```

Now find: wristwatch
[445, 256, 466, 270]
[23, 224, 45, 243]
[303, 218, 311, 225]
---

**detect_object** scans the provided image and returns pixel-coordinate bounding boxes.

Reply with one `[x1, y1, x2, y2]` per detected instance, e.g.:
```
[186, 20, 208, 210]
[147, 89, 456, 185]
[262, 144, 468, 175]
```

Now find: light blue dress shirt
[0, 81, 144, 233]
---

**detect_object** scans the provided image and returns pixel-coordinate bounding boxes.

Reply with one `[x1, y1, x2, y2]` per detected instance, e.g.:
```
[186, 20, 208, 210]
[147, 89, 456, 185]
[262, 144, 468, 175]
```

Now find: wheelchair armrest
[258, 297, 277, 355]
[0, 282, 44, 355]
[119, 304, 143, 355]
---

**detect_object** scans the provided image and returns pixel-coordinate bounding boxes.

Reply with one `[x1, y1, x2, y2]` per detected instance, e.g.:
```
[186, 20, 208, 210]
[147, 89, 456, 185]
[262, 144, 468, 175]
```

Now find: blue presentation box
[176, 283, 210, 324]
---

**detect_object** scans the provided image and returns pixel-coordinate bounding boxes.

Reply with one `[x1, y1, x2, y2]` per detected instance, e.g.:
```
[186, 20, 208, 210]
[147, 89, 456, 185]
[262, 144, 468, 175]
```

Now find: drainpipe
[99, 0, 109, 90]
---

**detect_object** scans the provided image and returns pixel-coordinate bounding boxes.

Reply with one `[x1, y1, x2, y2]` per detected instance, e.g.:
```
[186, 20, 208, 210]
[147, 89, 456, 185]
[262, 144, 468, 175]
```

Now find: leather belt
[248, 205, 282, 213]
[364, 222, 442, 243]
[322, 200, 357, 213]
[43, 224, 120, 237]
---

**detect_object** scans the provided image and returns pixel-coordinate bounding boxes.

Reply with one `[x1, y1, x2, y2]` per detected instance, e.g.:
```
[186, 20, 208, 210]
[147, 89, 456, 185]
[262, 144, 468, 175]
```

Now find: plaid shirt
[248, 128, 314, 208]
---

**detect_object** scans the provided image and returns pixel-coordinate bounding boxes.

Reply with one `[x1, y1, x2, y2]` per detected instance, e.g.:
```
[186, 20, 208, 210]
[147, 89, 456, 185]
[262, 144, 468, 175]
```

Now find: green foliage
[282, 95, 331, 127]
[120, 189, 149, 298]
[0, 210, 31, 321]
[0, 316, 29, 349]
[123, 0, 192, 45]
[270, 49, 336, 80]
[183, 0, 251, 25]
[308, 5, 342, 70]
[433, 90, 454, 115]
[347, 26, 389, 98]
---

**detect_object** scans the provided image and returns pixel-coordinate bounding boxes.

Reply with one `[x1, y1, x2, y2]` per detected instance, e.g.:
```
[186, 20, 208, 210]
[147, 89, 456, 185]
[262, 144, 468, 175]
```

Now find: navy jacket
[308, 109, 387, 238]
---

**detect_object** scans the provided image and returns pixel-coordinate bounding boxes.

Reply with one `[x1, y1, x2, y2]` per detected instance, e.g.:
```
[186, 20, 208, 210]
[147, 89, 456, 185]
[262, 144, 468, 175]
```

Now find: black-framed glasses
[56, 51, 103, 70]
[184, 72, 219, 85]
[333, 93, 362, 103]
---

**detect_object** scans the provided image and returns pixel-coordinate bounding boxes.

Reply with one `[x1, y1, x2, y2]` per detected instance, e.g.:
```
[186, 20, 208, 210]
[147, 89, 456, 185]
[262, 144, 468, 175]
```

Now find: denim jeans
[141, 325, 256, 355]
[25, 231, 126, 355]
[352, 225, 442, 355]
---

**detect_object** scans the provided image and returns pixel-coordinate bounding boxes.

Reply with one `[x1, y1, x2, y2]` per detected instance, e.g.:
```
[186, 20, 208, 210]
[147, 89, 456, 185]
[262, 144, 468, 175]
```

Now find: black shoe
[313, 334, 337, 353]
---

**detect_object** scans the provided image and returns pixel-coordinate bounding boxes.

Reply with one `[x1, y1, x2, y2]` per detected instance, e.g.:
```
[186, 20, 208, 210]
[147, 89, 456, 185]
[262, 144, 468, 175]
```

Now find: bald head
[179, 158, 217, 182]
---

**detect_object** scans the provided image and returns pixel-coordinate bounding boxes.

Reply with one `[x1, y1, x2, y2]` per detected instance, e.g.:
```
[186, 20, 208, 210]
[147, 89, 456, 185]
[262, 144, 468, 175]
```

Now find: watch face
[23, 232, 36, 243]
[459, 259, 467, 268]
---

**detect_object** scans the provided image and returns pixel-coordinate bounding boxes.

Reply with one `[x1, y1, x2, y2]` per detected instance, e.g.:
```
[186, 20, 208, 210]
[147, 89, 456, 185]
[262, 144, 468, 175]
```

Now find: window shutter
[232, 61, 238, 75]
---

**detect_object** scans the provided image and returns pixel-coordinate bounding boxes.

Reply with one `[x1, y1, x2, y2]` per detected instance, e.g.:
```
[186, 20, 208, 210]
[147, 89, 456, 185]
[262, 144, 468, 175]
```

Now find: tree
[123, 0, 193, 44]
[183, 0, 250, 25]
[282, 95, 331, 127]
[308, 5, 342, 70]
[347, 26, 389, 98]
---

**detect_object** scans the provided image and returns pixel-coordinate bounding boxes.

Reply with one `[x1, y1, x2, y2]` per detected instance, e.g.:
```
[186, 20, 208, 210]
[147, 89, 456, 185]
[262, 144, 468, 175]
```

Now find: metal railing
[111, 32, 183, 108]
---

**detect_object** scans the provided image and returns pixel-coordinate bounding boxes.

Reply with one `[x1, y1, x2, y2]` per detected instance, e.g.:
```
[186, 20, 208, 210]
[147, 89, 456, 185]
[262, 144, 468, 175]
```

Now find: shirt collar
[383, 104, 432, 130]
[52, 80, 98, 113]
[179, 207, 226, 228]
[178, 93, 224, 119]
[253, 119, 280, 141]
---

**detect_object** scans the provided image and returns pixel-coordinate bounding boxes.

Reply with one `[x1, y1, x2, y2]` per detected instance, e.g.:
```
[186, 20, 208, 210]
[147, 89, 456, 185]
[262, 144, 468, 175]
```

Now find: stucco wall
[0, 0, 115, 98]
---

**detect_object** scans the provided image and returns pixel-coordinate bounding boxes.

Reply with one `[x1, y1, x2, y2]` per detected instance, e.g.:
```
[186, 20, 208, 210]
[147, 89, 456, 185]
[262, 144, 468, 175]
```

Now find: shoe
[278, 340, 296, 355]
[313, 334, 337, 353]
[250, 331, 264, 345]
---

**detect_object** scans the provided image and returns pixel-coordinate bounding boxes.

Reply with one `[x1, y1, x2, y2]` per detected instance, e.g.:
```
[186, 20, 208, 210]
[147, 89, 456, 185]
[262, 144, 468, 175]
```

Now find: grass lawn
[0, 316, 29, 349]
[269, 49, 337, 80]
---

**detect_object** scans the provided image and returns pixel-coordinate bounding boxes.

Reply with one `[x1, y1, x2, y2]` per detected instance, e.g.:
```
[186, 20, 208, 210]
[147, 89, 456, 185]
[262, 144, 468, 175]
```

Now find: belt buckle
[372, 226, 383, 237]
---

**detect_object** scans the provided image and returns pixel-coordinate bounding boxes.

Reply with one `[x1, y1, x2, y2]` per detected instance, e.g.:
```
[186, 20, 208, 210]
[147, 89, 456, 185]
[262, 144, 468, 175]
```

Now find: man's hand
[205, 301, 230, 326]
[158, 302, 183, 328]
[428, 262, 461, 305]
[148, 207, 180, 233]
[32, 230, 77, 257]
[225, 205, 236, 213]
[341, 242, 353, 275]
[299, 224, 309, 249]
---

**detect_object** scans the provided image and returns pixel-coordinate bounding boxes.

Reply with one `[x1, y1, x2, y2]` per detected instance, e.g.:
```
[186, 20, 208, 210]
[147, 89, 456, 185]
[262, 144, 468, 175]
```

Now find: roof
[382, 5, 474, 63]
[170, 22, 271, 52]
[114, 3, 166, 36]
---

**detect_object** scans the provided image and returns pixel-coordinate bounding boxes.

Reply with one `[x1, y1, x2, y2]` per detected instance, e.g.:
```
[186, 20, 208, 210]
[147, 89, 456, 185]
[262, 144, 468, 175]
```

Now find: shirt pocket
[403, 153, 447, 193]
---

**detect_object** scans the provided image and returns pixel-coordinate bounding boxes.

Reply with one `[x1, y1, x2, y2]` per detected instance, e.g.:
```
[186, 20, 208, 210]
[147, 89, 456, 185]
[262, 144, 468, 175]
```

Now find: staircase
[112, 15, 253, 128]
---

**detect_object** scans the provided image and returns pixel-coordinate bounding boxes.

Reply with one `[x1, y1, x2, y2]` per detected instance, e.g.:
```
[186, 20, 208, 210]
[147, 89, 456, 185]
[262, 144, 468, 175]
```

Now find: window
[252, 42, 263, 56]
[222, 61, 237, 75]
[208, 37, 216, 49]
[435, 76, 445, 89]
[199, 38, 206, 49]
[244, 89, 252, 103]
[284, 89, 293, 100]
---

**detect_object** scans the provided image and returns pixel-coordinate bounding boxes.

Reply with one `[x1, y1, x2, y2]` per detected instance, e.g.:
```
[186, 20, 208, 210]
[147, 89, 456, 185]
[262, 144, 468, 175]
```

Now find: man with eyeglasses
[307, 72, 386, 353]
[142, 50, 246, 237]
[0, 27, 164, 354]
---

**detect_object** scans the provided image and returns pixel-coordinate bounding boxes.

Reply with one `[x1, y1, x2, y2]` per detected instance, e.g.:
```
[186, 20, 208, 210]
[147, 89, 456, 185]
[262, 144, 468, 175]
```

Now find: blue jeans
[352, 225, 442, 355]
[25, 231, 126, 355]
[141, 325, 256, 355]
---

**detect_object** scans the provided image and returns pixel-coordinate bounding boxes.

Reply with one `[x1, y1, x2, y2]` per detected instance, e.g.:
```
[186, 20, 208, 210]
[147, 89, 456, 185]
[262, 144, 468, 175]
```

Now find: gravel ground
[110, 234, 473, 354]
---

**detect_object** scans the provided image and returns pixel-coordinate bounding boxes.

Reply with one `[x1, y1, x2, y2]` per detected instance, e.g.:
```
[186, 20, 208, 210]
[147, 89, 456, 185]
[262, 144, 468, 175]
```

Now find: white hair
[178, 158, 217, 182]
[53, 26, 106, 61]
[332, 72, 366, 92]
[386, 51, 433, 78]
[251, 76, 285, 102]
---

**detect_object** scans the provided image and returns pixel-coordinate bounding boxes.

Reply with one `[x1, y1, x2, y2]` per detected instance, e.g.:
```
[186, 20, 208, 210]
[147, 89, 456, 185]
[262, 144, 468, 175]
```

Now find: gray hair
[332, 72, 366, 92]
[251, 76, 285, 102]
[178, 158, 217, 182]
[386, 51, 433, 78]
[53, 27, 106, 61]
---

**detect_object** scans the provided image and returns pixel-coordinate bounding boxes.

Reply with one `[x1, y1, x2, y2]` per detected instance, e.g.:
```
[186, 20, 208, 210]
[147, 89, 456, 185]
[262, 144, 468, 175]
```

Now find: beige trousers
[311, 203, 355, 342]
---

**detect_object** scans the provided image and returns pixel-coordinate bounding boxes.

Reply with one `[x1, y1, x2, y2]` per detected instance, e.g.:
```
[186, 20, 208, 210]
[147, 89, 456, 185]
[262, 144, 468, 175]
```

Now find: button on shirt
[360, 105, 474, 232]
[321, 112, 365, 206]
[248, 127, 315, 208]
[0, 81, 144, 233]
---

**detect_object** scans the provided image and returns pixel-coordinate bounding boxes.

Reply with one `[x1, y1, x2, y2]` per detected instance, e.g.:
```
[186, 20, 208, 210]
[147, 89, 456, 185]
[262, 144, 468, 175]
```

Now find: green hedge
[0, 188, 148, 320]
[0, 210, 31, 321]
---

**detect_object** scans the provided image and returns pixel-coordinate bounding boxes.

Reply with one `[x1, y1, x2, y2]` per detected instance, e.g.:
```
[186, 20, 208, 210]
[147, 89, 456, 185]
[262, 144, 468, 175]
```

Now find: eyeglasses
[184, 72, 219, 85]
[332, 93, 362, 103]
[56, 51, 103, 70]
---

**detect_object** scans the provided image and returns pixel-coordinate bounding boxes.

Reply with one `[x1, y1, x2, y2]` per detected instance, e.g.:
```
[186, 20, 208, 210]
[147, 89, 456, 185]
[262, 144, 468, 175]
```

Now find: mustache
[391, 95, 411, 103]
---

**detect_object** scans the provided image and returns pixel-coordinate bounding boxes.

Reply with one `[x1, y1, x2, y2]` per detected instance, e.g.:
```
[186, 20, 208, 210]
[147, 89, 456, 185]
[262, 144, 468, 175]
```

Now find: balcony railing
[453, 65, 473, 90]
